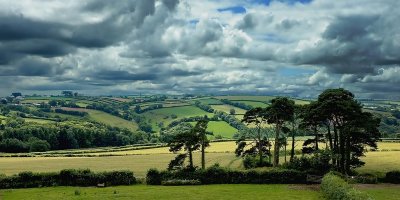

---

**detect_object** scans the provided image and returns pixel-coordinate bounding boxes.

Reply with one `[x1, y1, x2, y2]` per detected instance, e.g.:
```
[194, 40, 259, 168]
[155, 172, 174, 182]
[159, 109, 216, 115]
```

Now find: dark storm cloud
[0, 57, 63, 76]
[293, 10, 400, 76]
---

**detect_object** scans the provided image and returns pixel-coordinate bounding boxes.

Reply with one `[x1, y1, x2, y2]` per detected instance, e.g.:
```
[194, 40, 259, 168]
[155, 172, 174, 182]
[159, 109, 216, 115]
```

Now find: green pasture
[21, 99, 49, 104]
[24, 118, 55, 124]
[189, 121, 238, 139]
[0, 184, 322, 200]
[196, 98, 223, 105]
[60, 108, 138, 131]
[141, 106, 214, 131]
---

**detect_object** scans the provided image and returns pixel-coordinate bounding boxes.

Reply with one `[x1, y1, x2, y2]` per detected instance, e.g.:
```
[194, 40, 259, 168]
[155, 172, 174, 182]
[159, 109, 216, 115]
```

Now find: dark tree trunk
[333, 125, 339, 169]
[314, 126, 319, 151]
[345, 134, 351, 174]
[339, 131, 346, 173]
[201, 141, 205, 169]
[273, 124, 281, 167]
[188, 149, 193, 168]
[258, 125, 263, 165]
[290, 132, 295, 162]
[326, 122, 333, 151]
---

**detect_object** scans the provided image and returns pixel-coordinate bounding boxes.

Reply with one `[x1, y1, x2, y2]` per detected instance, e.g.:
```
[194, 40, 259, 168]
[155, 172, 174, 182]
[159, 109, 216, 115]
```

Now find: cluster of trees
[194, 101, 214, 113]
[220, 99, 253, 110]
[392, 110, 400, 119]
[133, 104, 163, 114]
[0, 118, 152, 153]
[86, 102, 120, 116]
[54, 108, 87, 117]
[48, 100, 79, 108]
[235, 89, 381, 174]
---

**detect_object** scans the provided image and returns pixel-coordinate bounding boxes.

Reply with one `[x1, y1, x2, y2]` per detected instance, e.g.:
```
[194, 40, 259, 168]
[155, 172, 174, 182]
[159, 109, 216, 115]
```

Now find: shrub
[29, 139, 50, 152]
[354, 174, 378, 184]
[283, 150, 331, 175]
[321, 172, 371, 200]
[243, 156, 272, 169]
[385, 171, 400, 183]
[161, 179, 201, 186]
[146, 168, 162, 185]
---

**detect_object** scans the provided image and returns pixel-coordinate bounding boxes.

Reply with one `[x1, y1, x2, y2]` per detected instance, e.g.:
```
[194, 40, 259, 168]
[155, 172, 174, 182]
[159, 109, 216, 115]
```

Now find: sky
[0, 0, 399, 99]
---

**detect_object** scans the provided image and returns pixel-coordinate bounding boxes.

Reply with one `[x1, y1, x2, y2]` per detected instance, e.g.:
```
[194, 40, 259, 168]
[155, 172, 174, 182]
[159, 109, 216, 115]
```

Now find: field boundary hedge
[146, 166, 307, 185]
[0, 169, 136, 189]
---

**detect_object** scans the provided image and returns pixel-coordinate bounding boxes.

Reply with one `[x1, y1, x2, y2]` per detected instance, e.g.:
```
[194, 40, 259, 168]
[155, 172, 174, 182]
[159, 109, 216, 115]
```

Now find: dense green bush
[161, 179, 201, 186]
[242, 155, 272, 169]
[385, 170, 400, 183]
[146, 166, 307, 185]
[146, 168, 162, 185]
[282, 150, 331, 174]
[0, 169, 136, 189]
[354, 174, 378, 184]
[321, 172, 371, 200]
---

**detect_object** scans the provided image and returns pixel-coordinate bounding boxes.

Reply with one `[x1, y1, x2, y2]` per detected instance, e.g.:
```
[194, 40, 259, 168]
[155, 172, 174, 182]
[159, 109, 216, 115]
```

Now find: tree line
[0, 118, 152, 153]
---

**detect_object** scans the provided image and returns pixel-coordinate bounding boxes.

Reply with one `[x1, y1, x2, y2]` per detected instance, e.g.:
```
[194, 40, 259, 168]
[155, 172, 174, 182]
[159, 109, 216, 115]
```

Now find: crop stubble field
[0, 142, 399, 178]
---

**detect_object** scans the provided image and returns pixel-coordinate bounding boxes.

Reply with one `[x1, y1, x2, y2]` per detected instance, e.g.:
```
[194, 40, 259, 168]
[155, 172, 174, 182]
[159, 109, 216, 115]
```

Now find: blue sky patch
[217, 6, 246, 14]
[246, 0, 312, 6]
[189, 19, 199, 25]
[278, 67, 316, 76]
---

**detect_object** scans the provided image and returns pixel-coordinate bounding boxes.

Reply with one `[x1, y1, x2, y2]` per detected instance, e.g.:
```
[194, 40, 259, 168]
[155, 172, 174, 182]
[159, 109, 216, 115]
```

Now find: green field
[61, 108, 138, 131]
[21, 99, 49, 104]
[0, 184, 322, 200]
[189, 121, 238, 139]
[141, 106, 214, 131]
[196, 98, 223, 105]
[24, 118, 55, 124]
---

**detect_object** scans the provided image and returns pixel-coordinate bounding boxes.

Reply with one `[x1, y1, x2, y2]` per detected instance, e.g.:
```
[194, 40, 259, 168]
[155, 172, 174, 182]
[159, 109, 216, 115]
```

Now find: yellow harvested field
[0, 153, 241, 178]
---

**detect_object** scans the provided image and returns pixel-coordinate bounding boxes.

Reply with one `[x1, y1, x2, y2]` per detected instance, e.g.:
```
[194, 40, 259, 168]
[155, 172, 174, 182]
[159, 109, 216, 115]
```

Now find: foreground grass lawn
[357, 184, 400, 200]
[0, 184, 322, 200]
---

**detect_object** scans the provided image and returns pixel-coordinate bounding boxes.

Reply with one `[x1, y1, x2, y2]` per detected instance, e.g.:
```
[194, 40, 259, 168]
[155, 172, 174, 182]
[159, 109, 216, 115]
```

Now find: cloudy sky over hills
[0, 0, 399, 98]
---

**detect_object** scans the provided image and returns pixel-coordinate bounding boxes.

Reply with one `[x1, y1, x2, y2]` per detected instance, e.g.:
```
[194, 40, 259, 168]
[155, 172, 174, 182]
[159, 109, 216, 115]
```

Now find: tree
[237, 107, 272, 166]
[168, 123, 201, 170]
[230, 108, 236, 115]
[300, 101, 325, 154]
[264, 97, 295, 167]
[317, 88, 381, 174]
[192, 119, 209, 169]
